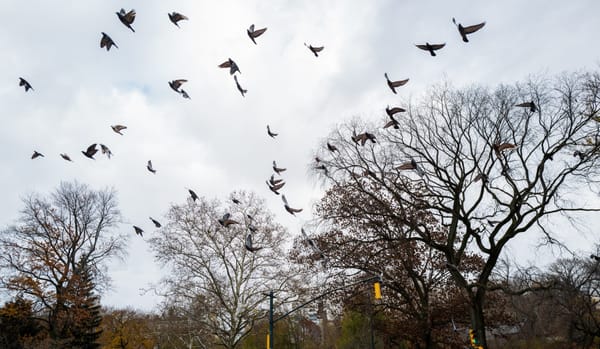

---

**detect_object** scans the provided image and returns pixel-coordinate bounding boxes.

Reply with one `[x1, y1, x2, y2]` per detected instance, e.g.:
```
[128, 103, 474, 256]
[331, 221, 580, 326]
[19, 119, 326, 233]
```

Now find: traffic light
[374, 280, 381, 300]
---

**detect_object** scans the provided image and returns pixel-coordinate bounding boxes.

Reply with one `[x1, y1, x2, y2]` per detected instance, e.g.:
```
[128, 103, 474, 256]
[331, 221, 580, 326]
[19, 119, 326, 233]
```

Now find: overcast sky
[1, 0, 599, 311]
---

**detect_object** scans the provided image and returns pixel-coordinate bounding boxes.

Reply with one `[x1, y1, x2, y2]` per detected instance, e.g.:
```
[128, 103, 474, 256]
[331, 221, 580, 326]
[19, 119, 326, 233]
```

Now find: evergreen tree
[69, 260, 103, 349]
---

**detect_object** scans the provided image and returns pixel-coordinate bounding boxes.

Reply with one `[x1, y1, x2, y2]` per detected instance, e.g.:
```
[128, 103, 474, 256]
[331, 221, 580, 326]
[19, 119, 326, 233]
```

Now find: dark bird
[150, 217, 162, 228]
[232, 198, 241, 204]
[473, 173, 488, 183]
[304, 43, 324, 57]
[147, 160, 156, 174]
[218, 58, 241, 75]
[327, 142, 338, 152]
[415, 42, 446, 56]
[188, 189, 199, 202]
[168, 12, 188, 27]
[273, 160, 286, 174]
[269, 174, 284, 186]
[315, 164, 328, 175]
[515, 101, 537, 113]
[384, 73, 409, 94]
[133, 225, 144, 237]
[396, 158, 424, 176]
[100, 32, 118, 51]
[180, 89, 191, 99]
[386, 106, 406, 118]
[82, 144, 98, 159]
[31, 151, 44, 159]
[19, 78, 33, 92]
[301, 228, 325, 259]
[218, 213, 239, 227]
[384, 115, 400, 129]
[247, 24, 267, 44]
[591, 254, 600, 261]
[573, 150, 586, 161]
[282, 195, 302, 215]
[493, 142, 517, 157]
[266, 180, 285, 195]
[245, 233, 263, 252]
[452, 18, 486, 43]
[100, 144, 113, 159]
[60, 153, 73, 162]
[111, 125, 127, 135]
[116, 8, 136, 32]
[169, 79, 187, 93]
[267, 125, 278, 138]
[352, 132, 376, 146]
[234, 75, 247, 97]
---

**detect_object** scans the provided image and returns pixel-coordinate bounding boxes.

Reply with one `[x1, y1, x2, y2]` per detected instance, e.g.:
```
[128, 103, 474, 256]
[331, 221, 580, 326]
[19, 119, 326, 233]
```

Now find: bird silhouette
[273, 160, 287, 174]
[415, 42, 446, 56]
[234, 75, 247, 97]
[169, 79, 188, 97]
[218, 213, 239, 227]
[493, 142, 517, 157]
[147, 160, 156, 174]
[269, 174, 284, 186]
[60, 153, 73, 162]
[100, 144, 113, 159]
[266, 179, 285, 195]
[188, 189, 199, 202]
[245, 233, 263, 252]
[267, 125, 278, 138]
[218, 58, 241, 75]
[168, 12, 188, 28]
[82, 144, 98, 159]
[282, 195, 302, 215]
[327, 142, 338, 152]
[573, 150, 586, 160]
[180, 89, 191, 99]
[116, 8, 136, 32]
[515, 101, 537, 113]
[111, 125, 127, 135]
[301, 228, 326, 259]
[383, 115, 400, 129]
[452, 18, 485, 42]
[19, 78, 33, 92]
[100, 32, 118, 51]
[473, 173, 488, 183]
[304, 43, 324, 57]
[133, 225, 144, 237]
[232, 198, 241, 204]
[31, 151, 44, 159]
[386, 106, 406, 118]
[150, 217, 162, 228]
[247, 24, 267, 44]
[396, 158, 424, 176]
[384, 73, 409, 94]
[352, 132, 376, 146]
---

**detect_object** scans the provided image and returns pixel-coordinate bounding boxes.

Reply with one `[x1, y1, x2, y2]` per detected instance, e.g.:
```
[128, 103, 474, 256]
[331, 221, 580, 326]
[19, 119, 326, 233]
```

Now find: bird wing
[173, 12, 188, 21]
[86, 143, 97, 153]
[282, 194, 289, 206]
[124, 10, 136, 23]
[218, 61, 231, 68]
[312, 46, 324, 52]
[462, 22, 485, 34]
[515, 102, 533, 108]
[252, 27, 267, 37]
[388, 107, 406, 114]
[429, 43, 446, 50]
[147, 160, 153, 168]
[391, 78, 409, 87]
[415, 44, 429, 51]
[396, 162, 414, 170]
[383, 120, 397, 129]
[245, 233, 254, 249]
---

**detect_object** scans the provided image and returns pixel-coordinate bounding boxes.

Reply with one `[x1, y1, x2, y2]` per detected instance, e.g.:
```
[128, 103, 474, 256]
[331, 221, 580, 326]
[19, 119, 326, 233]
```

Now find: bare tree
[0, 181, 127, 346]
[148, 190, 290, 349]
[312, 71, 600, 348]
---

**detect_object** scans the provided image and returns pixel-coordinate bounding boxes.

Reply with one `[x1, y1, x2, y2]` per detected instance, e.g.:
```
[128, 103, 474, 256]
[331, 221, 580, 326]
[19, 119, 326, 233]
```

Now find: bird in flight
[515, 101, 537, 113]
[116, 8, 136, 32]
[100, 32, 118, 51]
[304, 43, 324, 57]
[19, 78, 33, 92]
[82, 144, 98, 159]
[452, 18, 486, 42]
[169, 79, 189, 99]
[100, 144, 113, 159]
[282, 195, 302, 215]
[232, 198, 241, 204]
[133, 225, 144, 237]
[267, 125, 278, 138]
[273, 160, 287, 174]
[168, 12, 188, 28]
[147, 160, 156, 174]
[60, 153, 73, 162]
[188, 189, 199, 202]
[218, 58, 241, 75]
[245, 233, 263, 252]
[327, 142, 338, 152]
[218, 213, 239, 227]
[247, 24, 267, 45]
[493, 142, 517, 157]
[301, 228, 326, 259]
[386, 106, 406, 118]
[266, 178, 285, 195]
[111, 125, 127, 135]
[234, 75, 247, 97]
[384, 73, 409, 94]
[396, 158, 424, 176]
[150, 217, 162, 228]
[415, 42, 446, 56]
[31, 151, 44, 159]
[384, 115, 400, 129]
[352, 132, 376, 146]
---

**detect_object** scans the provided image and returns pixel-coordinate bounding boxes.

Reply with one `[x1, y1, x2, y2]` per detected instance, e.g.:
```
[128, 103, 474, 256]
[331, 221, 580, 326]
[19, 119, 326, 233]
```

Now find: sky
[1, 0, 600, 311]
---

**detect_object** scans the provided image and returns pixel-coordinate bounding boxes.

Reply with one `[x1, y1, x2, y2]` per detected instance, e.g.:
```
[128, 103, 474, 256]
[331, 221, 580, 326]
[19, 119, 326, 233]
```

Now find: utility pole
[268, 290, 274, 349]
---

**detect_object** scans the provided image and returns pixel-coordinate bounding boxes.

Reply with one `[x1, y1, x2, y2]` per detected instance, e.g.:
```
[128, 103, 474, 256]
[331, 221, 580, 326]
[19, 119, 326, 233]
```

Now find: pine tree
[68, 260, 103, 349]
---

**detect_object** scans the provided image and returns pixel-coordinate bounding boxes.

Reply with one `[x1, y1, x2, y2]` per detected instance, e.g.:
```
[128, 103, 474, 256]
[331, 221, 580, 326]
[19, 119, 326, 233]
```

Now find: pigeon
[327, 142, 338, 152]
[116, 8, 136, 32]
[282, 195, 302, 215]
[168, 12, 188, 27]
[218, 58, 241, 75]
[384, 115, 400, 129]
[386, 106, 406, 118]
[100, 144, 113, 159]
[234, 75, 247, 97]
[247, 24, 267, 45]
[188, 189, 199, 202]
[169, 79, 187, 93]
[150, 217, 162, 228]
[452, 18, 486, 43]
[60, 153, 73, 162]
[100, 32, 118, 51]
[82, 144, 98, 159]
[396, 158, 424, 176]
[19, 78, 33, 92]
[273, 160, 286, 174]
[31, 151, 44, 159]
[301, 228, 325, 259]
[304, 43, 324, 57]
[266, 180, 285, 195]
[352, 132, 376, 146]
[147, 160, 156, 174]
[245, 233, 263, 252]
[493, 142, 517, 157]
[111, 125, 127, 135]
[218, 213, 239, 227]
[515, 101, 537, 113]
[269, 174, 284, 186]
[415, 42, 446, 56]
[133, 225, 144, 237]
[267, 125, 278, 138]
[384, 73, 409, 94]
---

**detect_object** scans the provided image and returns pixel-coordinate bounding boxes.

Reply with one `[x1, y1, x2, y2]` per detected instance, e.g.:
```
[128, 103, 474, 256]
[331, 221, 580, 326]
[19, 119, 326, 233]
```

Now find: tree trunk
[470, 291, 488, 349]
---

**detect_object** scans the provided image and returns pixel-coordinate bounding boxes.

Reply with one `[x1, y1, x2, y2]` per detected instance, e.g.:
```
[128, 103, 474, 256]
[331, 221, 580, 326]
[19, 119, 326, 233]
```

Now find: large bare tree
[312, 71, 600, 348]
[0, 181, 127, 346]
[148, 190, 290, 349]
